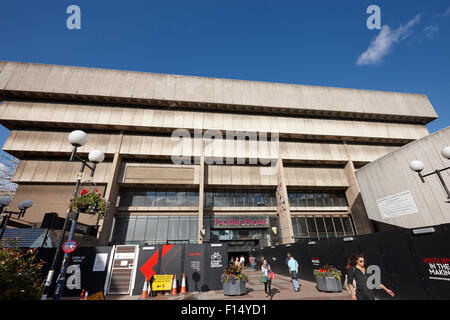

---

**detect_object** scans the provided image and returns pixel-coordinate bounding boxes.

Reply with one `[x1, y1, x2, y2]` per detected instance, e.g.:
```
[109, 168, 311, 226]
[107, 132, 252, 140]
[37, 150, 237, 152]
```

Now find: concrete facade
[356, 127, 450, 229]
[0, 61, 439, 248]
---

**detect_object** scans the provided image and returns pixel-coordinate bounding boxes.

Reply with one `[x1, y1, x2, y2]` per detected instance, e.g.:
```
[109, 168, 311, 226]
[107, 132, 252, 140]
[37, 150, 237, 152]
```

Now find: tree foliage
[0, 239, 44, 300]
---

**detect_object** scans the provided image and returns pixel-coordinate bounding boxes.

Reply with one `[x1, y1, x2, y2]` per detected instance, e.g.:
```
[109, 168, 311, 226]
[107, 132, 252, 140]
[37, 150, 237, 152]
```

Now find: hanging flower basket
[70, 188, 107, 216]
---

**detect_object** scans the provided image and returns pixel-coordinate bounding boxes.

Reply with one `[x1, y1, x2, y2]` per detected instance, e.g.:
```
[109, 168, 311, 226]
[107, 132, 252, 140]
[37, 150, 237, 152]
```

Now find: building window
[292, 215, 355, 241]
[111, 215, 199, 245]
[324, 217, 336, 238]
[315, 217, 327, 239]
[288, 190, 348, 207]
[204, 189, 277, 207]
[118, 189, 199, 207]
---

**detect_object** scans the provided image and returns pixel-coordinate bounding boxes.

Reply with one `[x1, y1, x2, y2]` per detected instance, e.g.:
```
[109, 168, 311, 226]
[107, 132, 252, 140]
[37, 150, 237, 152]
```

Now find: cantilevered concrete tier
[0, 61, 437, 124]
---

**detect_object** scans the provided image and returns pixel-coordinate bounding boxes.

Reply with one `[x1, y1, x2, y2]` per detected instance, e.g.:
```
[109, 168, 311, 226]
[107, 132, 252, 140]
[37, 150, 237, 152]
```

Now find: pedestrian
[260, 259, 272, 298]
[249, 254, 255, 271]
[240, 254, 245, 268]
[347, 253, 395, 300]
[229, 256, 234, 266]
[286, 252, 291, 270]
[234, 257, 242, 270]
[287, 253, 300, 292]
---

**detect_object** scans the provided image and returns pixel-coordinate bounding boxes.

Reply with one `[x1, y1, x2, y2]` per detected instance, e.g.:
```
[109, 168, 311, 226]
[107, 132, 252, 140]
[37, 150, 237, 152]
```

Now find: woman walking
[347, 253, 395, 300]
[261, 259, 272, 298]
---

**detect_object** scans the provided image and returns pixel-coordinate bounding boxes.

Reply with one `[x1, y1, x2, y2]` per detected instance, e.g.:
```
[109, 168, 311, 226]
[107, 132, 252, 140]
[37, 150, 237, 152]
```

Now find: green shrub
[0, 239, 44, 300]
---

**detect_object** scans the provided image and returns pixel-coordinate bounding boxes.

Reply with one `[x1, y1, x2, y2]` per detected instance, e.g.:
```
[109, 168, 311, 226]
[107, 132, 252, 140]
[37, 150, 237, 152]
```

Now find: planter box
[223, 279, 247, 296]
[314, 275, 343, 292]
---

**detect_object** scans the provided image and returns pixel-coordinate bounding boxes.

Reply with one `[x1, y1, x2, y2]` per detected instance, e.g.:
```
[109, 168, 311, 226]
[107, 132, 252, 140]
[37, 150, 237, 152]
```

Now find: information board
[151, 274, 173, 291]
[376, 190, 419, 219]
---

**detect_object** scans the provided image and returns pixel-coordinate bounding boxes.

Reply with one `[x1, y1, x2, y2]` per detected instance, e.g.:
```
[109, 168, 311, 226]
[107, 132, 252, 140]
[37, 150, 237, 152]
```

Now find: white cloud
[356, 14, 421, 66]
[443, 7, 450, 17]
[424, 25, 439, 38]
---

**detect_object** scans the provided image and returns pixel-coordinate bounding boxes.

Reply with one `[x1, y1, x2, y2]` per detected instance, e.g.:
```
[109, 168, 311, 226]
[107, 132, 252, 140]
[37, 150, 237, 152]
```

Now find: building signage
[92, 253, 108, 272]
[114, 252, 135, 260]
[422, 257, 450, 282]
[213, 216, 269, 228]
[376, 190, 419, 219]
[210, 252, 223, 268]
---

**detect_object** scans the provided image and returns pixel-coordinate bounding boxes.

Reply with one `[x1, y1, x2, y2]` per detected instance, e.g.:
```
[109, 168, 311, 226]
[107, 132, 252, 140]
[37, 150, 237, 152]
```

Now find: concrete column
[276, 158, 295, 244]
[197, 139, 205, 243]
[98, 133, 124, 245]
[343, 143, 374, 235]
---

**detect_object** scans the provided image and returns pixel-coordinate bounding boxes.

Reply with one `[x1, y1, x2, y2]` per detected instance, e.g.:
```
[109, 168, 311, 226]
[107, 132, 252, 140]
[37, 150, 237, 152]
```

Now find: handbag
[269, 271, 275, 280]
[259, 275, 268, 283]
[290, 271, 298, 280]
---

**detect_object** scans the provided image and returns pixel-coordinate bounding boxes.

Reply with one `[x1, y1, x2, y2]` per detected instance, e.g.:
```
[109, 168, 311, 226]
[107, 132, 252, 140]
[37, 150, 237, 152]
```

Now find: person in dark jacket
[346, 253, 394, 300]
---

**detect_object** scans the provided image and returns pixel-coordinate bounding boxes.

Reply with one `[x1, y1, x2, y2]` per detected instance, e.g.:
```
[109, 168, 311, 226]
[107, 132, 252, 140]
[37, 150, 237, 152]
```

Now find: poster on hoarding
[422, 257, 450, 282]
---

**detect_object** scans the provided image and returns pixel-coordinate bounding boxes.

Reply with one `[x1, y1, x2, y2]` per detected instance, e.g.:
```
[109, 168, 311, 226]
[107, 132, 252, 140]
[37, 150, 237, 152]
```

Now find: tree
[0, 239, 44, 300]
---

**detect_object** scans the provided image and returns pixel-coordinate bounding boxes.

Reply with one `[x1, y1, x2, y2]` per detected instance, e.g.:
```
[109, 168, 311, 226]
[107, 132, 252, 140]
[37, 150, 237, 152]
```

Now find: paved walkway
[127, 268, 352, 301]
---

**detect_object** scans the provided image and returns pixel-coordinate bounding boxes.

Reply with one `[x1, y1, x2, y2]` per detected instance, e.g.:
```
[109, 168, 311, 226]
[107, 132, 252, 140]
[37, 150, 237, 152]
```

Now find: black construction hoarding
[204, 243, 228, 291]
[132, 245, 160, 296]
[257, 223, 450, 300]
[37, 246, 113, 298]
[132, 243, 228, 295]
[408, 225, 450, 299]
[183, 244, 206, 292]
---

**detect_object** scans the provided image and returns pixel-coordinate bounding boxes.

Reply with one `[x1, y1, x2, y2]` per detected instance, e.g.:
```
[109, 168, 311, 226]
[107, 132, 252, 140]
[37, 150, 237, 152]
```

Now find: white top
[261, 264, 271, 277]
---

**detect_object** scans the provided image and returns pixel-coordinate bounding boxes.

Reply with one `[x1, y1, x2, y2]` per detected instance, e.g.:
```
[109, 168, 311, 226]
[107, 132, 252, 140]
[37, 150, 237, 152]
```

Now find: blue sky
[0, 0, 449, 148]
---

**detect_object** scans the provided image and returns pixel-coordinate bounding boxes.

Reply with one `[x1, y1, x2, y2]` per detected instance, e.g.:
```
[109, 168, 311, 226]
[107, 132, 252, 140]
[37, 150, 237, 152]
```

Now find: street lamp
[40, 130, 105, 300]
[409, 146, 450, 202]
[0, 197, 33, 240]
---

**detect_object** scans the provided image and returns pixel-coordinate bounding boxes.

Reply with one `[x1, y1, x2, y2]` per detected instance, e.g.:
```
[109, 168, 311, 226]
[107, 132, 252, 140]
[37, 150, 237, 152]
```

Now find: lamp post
[0, 197, 33, 240]
[40, 130, 104, 300]
[409, 146, 450, 202]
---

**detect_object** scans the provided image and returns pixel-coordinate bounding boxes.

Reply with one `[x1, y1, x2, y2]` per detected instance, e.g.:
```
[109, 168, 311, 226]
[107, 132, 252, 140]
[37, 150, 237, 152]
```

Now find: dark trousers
[264, 279, 272, 295]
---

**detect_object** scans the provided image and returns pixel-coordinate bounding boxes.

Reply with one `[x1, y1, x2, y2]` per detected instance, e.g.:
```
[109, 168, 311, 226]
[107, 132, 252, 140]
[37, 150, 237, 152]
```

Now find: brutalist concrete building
[0, 61, 439, 253]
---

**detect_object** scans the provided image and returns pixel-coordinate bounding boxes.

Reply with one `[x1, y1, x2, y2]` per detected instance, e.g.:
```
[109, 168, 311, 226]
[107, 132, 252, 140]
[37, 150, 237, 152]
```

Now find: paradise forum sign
[213, 216, 269, 228]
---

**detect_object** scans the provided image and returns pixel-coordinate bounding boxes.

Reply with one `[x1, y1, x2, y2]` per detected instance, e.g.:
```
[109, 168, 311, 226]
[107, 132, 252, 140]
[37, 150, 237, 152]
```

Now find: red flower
[80, 189, 88, 195]
[97, 193, 102, 197]
[95, 189, 98, 192]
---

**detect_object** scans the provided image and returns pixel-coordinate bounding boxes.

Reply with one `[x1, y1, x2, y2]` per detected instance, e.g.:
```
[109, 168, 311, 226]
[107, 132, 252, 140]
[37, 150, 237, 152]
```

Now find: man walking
[287, 253, 300, 292]
[249, 254, 255, 271]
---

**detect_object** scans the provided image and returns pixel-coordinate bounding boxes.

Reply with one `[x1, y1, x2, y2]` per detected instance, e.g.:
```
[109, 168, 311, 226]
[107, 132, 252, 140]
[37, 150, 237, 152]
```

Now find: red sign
[214, 217, 268, 228]
[62, 240, 77, 253]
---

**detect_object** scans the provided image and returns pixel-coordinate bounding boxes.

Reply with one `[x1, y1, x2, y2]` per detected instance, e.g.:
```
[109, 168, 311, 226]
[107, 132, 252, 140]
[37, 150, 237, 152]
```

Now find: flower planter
[314, 274, 343, 292]
[77, 205, 90, 213]
[223, 279, 247, 296]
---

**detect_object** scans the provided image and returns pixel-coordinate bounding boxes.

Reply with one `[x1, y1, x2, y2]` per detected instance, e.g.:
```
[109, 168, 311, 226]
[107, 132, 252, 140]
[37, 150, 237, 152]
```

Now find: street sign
[75, 172, 84, 180]
[151, 274, 173, 291]
[62, 240, 77, 253]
